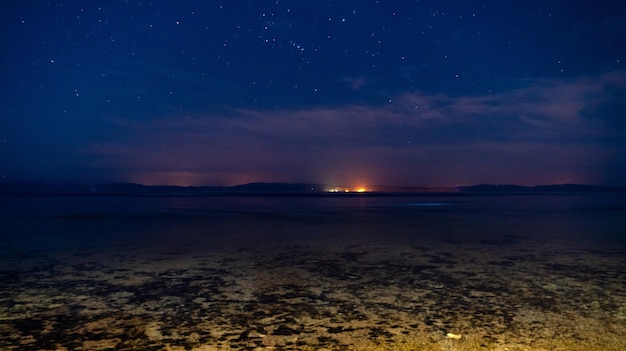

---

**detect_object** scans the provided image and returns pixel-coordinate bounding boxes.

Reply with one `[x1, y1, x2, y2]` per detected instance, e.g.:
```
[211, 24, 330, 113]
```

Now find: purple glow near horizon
[2, 1, 625, 186]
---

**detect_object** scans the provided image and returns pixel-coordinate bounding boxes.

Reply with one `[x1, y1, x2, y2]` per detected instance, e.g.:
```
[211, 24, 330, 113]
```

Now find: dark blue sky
[2, 1, 626, 187]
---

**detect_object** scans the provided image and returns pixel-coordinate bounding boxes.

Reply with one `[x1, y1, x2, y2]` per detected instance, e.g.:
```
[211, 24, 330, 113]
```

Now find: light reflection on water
[1, 193, 625, 349]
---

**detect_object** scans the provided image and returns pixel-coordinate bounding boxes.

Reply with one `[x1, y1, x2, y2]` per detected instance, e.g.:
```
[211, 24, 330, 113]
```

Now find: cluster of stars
[6, 1, 625, 114]
[1, 0, 626, 186]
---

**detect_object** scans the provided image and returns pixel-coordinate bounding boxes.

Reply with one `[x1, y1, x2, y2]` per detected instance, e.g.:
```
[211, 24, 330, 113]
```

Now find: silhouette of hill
[228, 182, 322, 192]
[459, 184, 624, 193]
[0, 181, 623, 196]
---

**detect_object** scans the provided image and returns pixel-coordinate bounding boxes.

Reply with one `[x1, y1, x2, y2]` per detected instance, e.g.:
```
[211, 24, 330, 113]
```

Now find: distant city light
[328, 186, 369, 193]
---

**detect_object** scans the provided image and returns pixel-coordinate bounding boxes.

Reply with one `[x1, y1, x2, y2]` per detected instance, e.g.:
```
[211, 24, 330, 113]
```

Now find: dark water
[1, 193, 626, 350]
[1, 192, 625, 253]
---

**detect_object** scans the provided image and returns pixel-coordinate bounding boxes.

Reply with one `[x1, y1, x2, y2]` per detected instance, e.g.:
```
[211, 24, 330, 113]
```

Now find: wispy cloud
[87, 70, 626, 186]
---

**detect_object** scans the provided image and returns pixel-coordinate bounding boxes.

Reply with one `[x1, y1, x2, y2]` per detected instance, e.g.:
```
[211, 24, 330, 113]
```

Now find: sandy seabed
[1, 234, 625, 351]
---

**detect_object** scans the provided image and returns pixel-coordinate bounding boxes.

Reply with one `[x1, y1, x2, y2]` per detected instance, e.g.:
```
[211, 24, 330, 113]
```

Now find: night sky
[2, 1, 626, 187]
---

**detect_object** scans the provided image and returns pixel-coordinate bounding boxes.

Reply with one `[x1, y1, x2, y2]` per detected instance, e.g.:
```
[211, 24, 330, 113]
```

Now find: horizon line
[1, 180, 624, 193]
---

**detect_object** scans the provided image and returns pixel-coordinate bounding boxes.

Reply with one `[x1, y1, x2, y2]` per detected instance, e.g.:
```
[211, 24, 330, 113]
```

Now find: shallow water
[1, 193, 625, 350]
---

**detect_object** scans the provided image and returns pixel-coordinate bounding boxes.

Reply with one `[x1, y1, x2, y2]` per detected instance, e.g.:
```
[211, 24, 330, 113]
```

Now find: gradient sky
[2, 1, 626, 187]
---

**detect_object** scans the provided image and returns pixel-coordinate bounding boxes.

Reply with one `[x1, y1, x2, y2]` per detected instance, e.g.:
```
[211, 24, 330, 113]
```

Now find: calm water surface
[1, 192, 625, 253]
[1, 193, 626, 350]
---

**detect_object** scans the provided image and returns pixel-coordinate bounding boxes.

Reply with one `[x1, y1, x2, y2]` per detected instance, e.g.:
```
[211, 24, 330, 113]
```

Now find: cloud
[341, 76, 367, 90]
[87, 70, 626, 186]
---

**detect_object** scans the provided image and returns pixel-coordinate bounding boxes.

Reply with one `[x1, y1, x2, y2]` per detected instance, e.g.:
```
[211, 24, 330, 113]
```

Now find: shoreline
[2, 238, 625, 350]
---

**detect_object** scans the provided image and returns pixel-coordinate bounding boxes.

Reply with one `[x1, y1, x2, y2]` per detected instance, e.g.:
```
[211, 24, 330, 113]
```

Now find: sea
[1, 192, 625, 350]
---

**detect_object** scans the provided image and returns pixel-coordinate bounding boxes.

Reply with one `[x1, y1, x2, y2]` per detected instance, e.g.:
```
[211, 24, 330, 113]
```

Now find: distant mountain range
[0, 181, 624, 196]
[458, 184, 625, 193]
